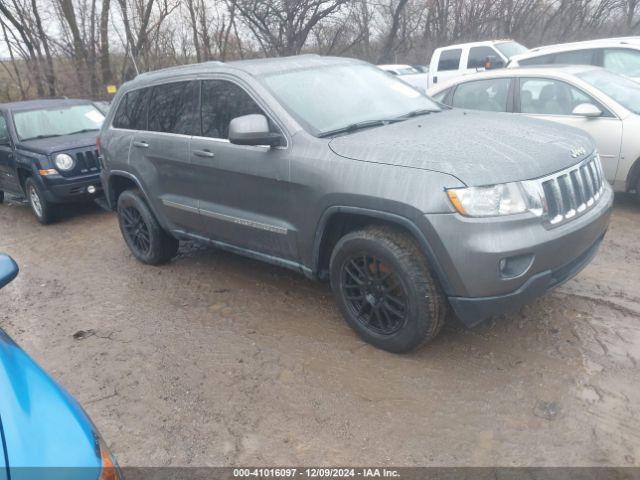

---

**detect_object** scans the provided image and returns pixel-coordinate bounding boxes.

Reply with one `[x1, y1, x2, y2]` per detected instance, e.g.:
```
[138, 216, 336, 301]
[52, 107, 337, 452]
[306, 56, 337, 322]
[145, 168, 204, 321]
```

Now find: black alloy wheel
[341, 254, 408, 336]
[120, 206, 151, 255]
[116, 189, 178, 265]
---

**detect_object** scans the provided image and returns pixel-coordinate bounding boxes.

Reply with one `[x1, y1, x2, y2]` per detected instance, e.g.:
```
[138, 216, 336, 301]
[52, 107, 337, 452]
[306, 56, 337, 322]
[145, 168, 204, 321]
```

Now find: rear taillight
[96, 135, 101, 154]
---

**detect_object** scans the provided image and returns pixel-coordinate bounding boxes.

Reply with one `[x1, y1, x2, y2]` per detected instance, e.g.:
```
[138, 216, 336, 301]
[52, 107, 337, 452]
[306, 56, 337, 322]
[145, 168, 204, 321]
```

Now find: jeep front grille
[541, 155, 605, 226]
[74, 149, 101, 174]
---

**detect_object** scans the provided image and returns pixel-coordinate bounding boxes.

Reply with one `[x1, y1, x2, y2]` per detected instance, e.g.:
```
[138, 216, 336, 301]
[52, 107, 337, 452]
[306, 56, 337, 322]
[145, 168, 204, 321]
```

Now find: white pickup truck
[427, 40, 528, 88]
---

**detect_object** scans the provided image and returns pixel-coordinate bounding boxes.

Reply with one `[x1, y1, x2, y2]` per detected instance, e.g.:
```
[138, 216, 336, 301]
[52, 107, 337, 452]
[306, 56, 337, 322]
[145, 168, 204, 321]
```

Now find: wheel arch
[626, 156, 640, 192]
[16, 167, 32, 192]
[105, 170, 146, 210]
[311, 206, 453, 294]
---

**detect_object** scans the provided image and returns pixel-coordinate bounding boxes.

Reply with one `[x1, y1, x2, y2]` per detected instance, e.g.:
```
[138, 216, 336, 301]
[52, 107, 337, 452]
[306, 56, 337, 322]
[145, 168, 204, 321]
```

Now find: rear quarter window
[431, 88, 452, 105]
[113, 88, 150, 130]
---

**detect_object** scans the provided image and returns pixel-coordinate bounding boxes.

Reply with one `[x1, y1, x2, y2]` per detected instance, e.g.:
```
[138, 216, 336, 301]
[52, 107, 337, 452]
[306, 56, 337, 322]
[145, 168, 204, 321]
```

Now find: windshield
[261, 63, 441, 136]
[14, 105, 105, 141]
[578, 69, 640, 115]
[495, 41, 528, 59]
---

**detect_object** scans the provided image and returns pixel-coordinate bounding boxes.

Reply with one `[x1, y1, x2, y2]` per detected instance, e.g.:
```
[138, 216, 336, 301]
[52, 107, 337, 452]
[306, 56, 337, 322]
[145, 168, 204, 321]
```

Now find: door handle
[193, 149, 215, 158]
[133, 141, 149, 148]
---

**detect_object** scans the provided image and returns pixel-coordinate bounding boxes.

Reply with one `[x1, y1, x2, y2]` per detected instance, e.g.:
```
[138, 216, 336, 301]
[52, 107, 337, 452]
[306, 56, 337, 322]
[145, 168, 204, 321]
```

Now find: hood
[328, 109, 595, 186]
[0, 329, 101, 473]
[17, 131, 99, 156]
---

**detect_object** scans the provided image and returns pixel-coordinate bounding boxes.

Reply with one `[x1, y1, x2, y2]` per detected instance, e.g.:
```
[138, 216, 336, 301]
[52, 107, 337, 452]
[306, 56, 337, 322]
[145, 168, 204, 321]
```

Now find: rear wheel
[25, 178, 56, 224]
[330, 225, 447, 353]
[117, 189, 178, 265]
[0, 190, 4, 203]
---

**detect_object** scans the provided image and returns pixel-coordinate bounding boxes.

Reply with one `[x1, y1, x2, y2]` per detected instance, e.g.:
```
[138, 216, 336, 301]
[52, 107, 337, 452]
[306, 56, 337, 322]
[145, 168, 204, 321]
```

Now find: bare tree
[228, 0, 350, 55]
[1, 0, 639, 102]
[100, 0, 113, 85]
[377, 0, 410, 63]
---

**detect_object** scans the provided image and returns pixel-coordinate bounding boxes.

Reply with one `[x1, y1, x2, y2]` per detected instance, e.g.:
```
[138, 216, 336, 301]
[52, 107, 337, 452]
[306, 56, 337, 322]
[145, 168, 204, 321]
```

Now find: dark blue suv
[0, 99, 105, 224]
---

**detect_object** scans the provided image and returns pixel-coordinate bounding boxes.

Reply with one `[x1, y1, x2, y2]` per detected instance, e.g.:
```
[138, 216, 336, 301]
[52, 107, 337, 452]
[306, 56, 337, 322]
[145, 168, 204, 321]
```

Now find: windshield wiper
[397, 108, 439, 119]
[318, 118, 403, 138]
[67, 128, 100, 135]
[21, 134, 63, 141]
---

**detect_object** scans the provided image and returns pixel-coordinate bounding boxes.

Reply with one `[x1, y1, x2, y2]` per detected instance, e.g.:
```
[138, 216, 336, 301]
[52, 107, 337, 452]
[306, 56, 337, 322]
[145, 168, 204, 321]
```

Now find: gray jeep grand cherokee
[99, 55, 613, 353]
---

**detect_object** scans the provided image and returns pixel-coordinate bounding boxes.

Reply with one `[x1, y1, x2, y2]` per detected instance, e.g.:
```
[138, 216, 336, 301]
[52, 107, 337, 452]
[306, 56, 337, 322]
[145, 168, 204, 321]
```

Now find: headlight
[54, 153, 75, 171]
[447, 181, 543, 218]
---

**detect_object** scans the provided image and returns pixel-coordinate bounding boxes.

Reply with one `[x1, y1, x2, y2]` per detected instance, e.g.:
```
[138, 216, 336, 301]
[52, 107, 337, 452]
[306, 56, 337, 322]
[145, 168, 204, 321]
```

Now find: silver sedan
[428, 65, 640, 196]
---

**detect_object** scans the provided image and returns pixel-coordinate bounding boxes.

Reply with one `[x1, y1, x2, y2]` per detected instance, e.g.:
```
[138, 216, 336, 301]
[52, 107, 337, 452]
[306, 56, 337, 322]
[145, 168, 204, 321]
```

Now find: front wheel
[117, 189, 178, 265]
[25, 178, 56, 224]
[330, 225, 447, 353]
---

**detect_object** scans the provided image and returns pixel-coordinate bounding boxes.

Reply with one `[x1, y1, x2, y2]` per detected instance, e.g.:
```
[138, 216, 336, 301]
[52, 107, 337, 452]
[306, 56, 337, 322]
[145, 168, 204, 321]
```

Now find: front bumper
[40, 173, 103, 203]
[424, 183, 613, 327]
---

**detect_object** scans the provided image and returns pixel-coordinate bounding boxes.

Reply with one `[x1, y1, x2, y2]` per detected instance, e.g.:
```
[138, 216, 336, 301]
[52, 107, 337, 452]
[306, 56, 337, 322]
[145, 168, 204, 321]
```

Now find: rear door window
[113, 88, 150, 130]
[437, 49, 462, 71]
[148, 81, 199, 135]
[451, 78, 511, 112]
[200, 80, 265, 139]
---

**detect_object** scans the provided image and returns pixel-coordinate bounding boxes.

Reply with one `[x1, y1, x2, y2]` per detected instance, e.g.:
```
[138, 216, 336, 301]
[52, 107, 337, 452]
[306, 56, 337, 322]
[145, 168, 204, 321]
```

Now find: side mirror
[229, 114, 284, 147]
[0, 255, 19, 290]
[572, 103, 602, 118]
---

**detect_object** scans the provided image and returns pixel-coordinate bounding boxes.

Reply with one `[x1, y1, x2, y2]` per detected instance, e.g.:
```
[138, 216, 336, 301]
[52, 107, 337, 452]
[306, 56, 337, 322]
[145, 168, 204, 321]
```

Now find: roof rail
[136, 60, 225, 79]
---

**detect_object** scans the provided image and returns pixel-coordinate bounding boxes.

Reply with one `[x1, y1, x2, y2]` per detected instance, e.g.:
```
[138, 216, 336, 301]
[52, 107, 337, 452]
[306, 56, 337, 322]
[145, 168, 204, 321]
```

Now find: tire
[330, 225, 447, 353]
[25, 177, 56, 224]
[117, 189, 178, 265]
[0, 190, 4, 203]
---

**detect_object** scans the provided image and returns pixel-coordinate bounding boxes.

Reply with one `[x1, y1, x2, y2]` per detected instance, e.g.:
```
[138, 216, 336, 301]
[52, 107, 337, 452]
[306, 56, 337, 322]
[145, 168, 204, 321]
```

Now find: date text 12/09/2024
[233, 468, 400, 478]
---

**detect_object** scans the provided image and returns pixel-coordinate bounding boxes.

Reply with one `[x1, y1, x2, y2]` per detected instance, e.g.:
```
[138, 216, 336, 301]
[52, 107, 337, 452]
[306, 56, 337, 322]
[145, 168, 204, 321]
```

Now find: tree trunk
[186, 0, 202, 62]
[100, 0, 113, 86]
[377, 0, 410, 64]
[58, 0, 89, 95]
[31, 0, 56, 96]
[0, 2, 44, 96]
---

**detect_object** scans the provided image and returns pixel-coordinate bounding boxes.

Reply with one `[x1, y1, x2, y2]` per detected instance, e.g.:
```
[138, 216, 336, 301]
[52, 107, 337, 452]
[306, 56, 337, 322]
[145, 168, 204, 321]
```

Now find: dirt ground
[1, 194, 639, 467]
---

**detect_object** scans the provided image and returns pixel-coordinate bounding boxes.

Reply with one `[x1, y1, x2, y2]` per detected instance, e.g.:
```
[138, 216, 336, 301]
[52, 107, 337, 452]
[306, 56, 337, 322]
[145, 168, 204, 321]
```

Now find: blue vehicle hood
[0, 329, 101, 479]
[17, 131, 98, 156]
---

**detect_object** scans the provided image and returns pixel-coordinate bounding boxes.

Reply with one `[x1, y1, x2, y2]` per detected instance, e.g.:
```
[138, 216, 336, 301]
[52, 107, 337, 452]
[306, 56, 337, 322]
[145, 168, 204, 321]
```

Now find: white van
[428, 40, 528, 87]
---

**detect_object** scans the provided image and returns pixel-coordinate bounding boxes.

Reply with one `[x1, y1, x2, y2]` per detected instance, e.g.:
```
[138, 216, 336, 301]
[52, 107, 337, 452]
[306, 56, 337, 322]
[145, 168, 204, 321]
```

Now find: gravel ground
[0, 194, 639, 467]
